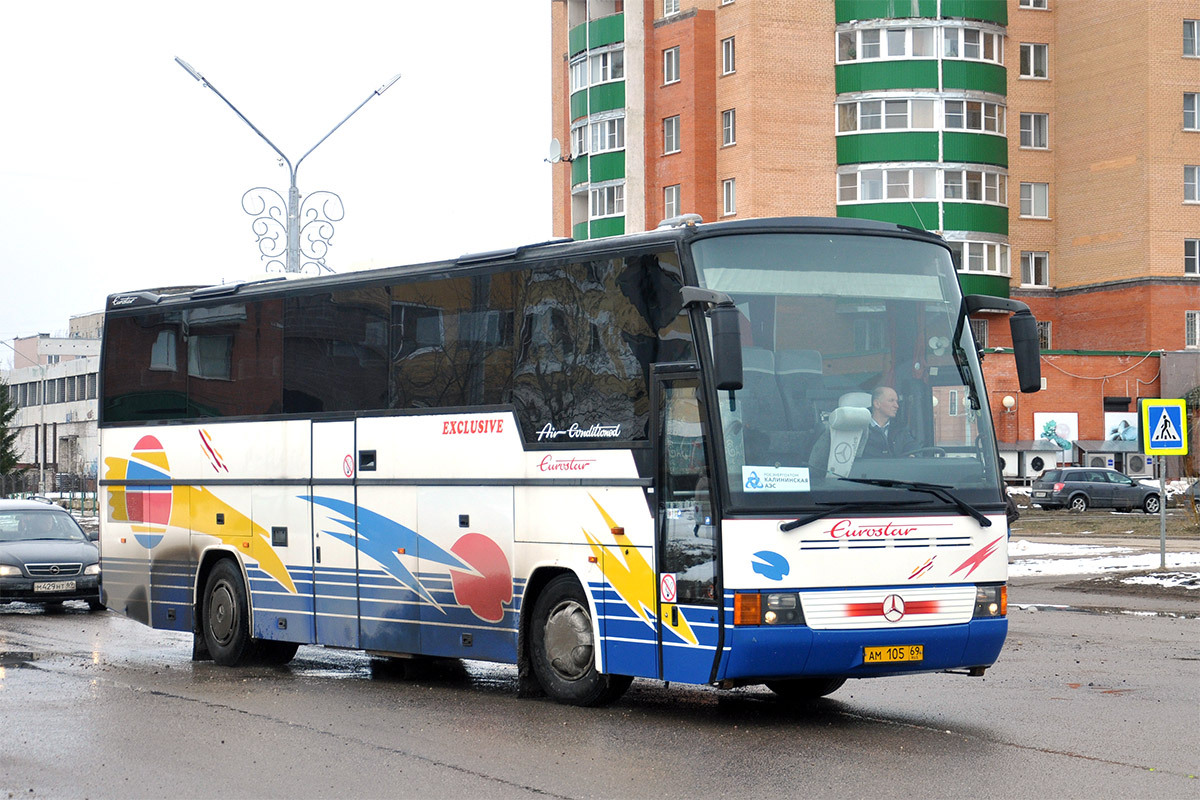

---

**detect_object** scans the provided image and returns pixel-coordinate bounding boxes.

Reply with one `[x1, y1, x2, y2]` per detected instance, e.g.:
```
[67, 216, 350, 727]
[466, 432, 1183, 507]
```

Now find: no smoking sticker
[660, 573, 677, 604]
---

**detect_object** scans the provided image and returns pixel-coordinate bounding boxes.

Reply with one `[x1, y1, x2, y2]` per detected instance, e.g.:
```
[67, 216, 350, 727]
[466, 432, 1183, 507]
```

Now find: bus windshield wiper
[837, 477, 992, 528]
[779, 499, 927, 532]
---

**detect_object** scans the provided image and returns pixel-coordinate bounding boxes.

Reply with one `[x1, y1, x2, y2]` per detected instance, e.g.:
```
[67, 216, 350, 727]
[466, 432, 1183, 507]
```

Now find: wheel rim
[1071, 498, 1086, 511]
[542, 599, 594, 682]
[208, 581, 237, 647]
[1147, 498, 1159, 513]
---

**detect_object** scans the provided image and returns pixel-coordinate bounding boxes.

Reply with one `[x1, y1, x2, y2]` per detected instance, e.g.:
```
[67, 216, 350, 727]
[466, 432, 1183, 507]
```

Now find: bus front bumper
[719, 617, 1007, 682]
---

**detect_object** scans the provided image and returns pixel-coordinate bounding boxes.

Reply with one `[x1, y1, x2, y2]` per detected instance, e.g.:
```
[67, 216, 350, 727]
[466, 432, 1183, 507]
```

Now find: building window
[590, 116, 625, 154]
[944, 100, 1005, 134]
[1020, 182, 1049, 217]
[663, 116, 680, 154]
[1021, 251, 1049, 286]
[1187, 93, 1199, 130]
[570, 58, 588, 92]
[1020, 112, 1049, 148]
[838, 98, 936, 133]
[1188, 311, 1200, 348]
[590, 49, 624, 84]
[1188, 166, 1200, 202]
[1020, 0, 1048, 8]
[664, 0, 679, 16]
[942, 27, 1004, 64]
[572, 124, 588, 158]
[590, 184, 624, 219]
[722, 109, 736, 145]
[1187, 239, 1200, 274]
[722, 37, 736, 75]
[950, 241, 1010, 276]
[969, 319, 988, 348]
[1020, 42, 1048, 78]
[664, 185, 681, 219]
[663, 47, 680, 85]
[1037, 321, 1052, 350]
[943, 168, 1007, 205]
[1187, 20, 1199, 56]
[948, 390, 959, 416]
[722, 178, 736, 216]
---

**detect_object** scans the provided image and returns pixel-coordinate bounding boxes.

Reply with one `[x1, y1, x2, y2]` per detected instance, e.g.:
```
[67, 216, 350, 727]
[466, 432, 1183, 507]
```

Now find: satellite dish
[547, 138, 563, 164]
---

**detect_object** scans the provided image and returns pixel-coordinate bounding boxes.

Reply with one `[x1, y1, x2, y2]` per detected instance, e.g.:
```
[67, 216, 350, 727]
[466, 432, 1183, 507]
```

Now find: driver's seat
[825, 393, 872, 477]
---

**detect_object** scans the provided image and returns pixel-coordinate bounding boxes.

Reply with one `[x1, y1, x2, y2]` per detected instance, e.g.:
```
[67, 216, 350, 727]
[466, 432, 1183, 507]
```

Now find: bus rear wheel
[529, 575, 631, 707]
[765, 677, 846, 701]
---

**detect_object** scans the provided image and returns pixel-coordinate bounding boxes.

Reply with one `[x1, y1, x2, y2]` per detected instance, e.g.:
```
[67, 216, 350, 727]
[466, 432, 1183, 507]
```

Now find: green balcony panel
[836, 61, 938, 92]
[940, 0, 1006, 25]
[570, 90, 588, 122]
[569, 13, 624, 57]
[588, 82, 626, 113]
[942, 131, 1008, 167]
[943, 202, 1008, 235]
[836, 0, 937, 22]
[590, 216, 625, 239]
[837, 132, 939, 164]
[957, 272, 1010, 298]
[837, 202, 939, 230]
[573, 220, 590, 240]
[571, 155, 589, 187]
[569, 23, 587, 57]
[589, 151, 626, 183]
[589, 14, 624, 48]
[941, 60, 1007, 95]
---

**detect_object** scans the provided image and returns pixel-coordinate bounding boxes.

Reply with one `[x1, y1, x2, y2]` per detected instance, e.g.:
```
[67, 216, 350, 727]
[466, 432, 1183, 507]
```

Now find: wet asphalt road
[1, 592, 1196, 800]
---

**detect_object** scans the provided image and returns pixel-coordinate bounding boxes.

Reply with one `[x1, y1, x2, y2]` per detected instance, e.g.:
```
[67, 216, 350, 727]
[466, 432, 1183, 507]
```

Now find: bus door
[310, 420, 360, 648]
[653, 370, 722, 684]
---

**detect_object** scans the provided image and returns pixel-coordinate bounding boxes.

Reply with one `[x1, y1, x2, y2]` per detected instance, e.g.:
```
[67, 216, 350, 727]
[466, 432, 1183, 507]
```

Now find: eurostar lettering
[826, 519, 917, 539]
[535, 422, 622, 442]
[442, 418, 505, 435]
[537, 455, 596, 472]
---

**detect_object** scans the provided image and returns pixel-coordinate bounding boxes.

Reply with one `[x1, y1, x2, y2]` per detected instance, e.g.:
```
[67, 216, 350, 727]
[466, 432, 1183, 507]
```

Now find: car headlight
[0, 565, 22, 577]
[84, 563, 101, 576]
[973, 584, 1007, 618]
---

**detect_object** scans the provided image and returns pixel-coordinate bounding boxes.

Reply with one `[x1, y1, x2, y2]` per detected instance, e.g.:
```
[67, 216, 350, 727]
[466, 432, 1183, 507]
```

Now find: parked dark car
[0, 498, 103, 610]
[1030, 468, 1160, 513]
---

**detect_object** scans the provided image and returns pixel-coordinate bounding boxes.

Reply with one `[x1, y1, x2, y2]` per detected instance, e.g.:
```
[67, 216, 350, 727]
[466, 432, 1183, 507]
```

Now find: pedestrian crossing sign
[1139, 399, 1188, 456]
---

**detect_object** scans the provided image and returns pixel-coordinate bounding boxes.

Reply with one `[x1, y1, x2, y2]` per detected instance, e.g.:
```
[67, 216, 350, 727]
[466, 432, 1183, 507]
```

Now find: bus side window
[659, 380, 716, 605]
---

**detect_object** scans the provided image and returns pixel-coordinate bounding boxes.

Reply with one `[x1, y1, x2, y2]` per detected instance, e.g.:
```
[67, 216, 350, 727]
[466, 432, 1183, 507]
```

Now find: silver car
[0, 498, 103, 610]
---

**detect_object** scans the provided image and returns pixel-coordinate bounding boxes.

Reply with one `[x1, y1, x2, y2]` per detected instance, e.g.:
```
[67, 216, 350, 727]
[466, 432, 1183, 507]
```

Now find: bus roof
[104, 216, 946, 313]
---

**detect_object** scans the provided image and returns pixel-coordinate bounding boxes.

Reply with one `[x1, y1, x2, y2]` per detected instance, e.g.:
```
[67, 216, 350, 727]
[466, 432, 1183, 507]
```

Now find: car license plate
[864, 645, 923, 663]
[1033, 491, 1047, 497]
[33, 580, 76, 593]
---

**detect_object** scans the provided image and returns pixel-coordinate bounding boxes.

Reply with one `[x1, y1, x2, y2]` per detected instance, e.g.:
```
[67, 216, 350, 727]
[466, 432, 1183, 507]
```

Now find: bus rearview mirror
[1010, 309, 1041, 393]
[710, 304, 743, 391]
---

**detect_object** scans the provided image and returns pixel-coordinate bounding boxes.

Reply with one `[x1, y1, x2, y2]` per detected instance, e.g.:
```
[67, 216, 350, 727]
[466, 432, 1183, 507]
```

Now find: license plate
[864, 645, 923, 663]
[33, 580, 76, 593]
[1033, 491, 1047, 497]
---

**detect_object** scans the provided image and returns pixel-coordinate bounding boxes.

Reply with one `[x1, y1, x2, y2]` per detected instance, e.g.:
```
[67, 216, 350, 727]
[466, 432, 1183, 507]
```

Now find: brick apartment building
[550, 0, 1200, 477]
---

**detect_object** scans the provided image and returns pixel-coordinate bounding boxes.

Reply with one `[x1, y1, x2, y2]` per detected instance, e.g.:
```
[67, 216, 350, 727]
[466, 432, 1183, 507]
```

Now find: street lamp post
[1, 339, 46, 494]
[175, 57, 400, 274]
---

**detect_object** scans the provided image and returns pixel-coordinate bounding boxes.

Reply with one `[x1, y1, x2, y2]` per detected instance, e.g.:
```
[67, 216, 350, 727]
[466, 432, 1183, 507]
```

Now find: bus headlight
[735, 592, 805, 625]
[973, 584, 1006, 618]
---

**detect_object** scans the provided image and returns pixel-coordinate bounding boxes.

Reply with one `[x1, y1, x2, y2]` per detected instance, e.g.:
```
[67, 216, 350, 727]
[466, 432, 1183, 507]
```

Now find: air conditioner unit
[1125, 453, 1153, 478]
[999, 450, 1019, 478]
[1088, 455, 1110, 468]
[1022, 451, 1056, 477]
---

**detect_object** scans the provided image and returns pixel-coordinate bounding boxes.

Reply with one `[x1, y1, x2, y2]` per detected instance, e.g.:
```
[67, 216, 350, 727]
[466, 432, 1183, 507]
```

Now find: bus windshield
[691, 231, 1003, 514]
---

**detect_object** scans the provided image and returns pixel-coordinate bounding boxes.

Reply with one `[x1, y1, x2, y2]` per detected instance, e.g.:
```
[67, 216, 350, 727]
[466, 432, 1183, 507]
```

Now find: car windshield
[0, 510, 87, 542]
[691, 231, 1004, 513]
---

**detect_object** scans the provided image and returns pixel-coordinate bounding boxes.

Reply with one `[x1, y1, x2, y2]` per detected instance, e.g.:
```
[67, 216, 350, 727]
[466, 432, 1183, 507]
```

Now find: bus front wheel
[765, 677, 846, 701]
[529, 575, 631, 707]
[202, 559, 257, 666]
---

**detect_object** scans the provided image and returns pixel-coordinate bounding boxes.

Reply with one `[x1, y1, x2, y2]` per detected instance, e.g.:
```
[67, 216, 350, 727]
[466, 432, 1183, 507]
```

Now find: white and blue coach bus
[98, 216, 1040, 706]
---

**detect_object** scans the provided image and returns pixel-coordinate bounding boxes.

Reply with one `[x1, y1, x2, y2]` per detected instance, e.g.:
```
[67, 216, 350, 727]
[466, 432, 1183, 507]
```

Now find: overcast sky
[0, 1, 552, 367]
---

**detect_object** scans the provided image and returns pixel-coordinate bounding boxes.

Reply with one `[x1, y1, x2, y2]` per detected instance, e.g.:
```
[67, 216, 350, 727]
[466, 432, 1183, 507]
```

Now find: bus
[98, 216, 1041, 706]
